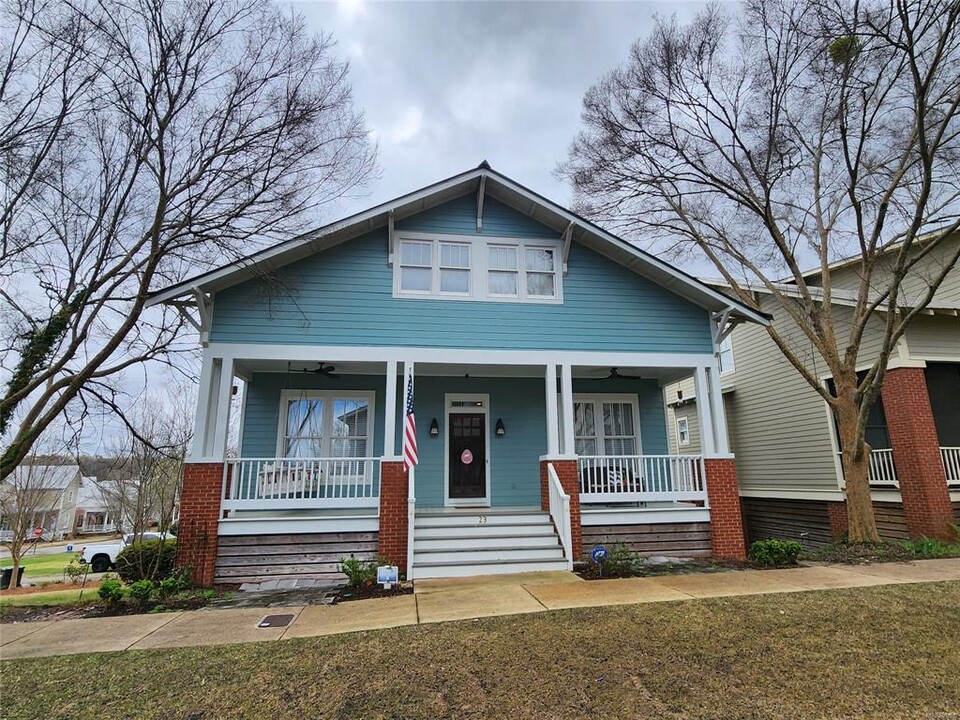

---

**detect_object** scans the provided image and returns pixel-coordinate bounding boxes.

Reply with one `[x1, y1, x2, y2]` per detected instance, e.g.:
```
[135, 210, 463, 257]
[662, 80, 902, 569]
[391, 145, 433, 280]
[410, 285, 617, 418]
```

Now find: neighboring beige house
[0, 464, 83, 541]
[667, 233, 960, 546]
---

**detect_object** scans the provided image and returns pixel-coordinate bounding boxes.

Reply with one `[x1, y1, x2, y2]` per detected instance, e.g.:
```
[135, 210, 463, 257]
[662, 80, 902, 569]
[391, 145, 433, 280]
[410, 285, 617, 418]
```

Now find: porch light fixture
[495, 418, 506, 437]
[429, 418, 439, 437]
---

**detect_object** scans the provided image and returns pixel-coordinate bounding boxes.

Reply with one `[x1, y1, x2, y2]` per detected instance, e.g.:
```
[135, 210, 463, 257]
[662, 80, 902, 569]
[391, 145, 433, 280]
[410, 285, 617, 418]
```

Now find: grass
[0, 588, 93, 608]
[2, 581, 959, 719]
[0, 551, 78, 576]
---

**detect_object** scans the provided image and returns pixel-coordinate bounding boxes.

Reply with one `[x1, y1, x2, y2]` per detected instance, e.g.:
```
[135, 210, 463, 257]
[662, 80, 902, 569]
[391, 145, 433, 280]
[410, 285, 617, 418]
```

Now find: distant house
[146, 162, 769, 585]
[74, 477, 123, 534]
[666, 233, 960, 545]
[0, 464, 82, 541]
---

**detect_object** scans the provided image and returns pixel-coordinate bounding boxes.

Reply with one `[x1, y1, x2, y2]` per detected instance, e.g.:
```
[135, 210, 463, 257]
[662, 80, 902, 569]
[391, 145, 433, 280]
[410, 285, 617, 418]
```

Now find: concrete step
[415, 523, 555, 539]
[411, 558, 570, 579]
[414, 546, 565, 564]
[414, 534, 560, 552]
[415, 511, 550, 528]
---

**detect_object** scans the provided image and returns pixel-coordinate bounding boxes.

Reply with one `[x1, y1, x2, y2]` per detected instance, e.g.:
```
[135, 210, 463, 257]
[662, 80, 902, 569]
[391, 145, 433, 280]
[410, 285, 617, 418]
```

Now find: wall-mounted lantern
[429, 418, 440, 437]
[495, 418, 506, 437]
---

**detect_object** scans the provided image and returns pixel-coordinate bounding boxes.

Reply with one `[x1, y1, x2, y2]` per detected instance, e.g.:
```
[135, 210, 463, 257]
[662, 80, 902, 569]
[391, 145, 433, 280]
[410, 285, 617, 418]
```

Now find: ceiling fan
[289, 362, 340, 378]
[594, 367, 643, 381]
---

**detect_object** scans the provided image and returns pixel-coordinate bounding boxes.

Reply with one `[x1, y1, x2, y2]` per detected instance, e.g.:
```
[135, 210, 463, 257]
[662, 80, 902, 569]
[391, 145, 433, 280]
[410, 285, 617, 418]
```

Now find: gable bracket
[561, 221, 575, 274]
[192, 286, 214, 345]
[387, 209, 395, 266]
[476, 176, 486, 232]
[169, 300, 202, 333]
[711, 308, 736, 346]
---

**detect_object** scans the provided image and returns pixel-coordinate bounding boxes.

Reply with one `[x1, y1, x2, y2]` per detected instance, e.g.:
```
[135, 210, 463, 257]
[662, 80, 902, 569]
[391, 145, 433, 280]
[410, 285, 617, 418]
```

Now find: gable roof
[147, 163, 769, 326]
[8, 464, 81, 490]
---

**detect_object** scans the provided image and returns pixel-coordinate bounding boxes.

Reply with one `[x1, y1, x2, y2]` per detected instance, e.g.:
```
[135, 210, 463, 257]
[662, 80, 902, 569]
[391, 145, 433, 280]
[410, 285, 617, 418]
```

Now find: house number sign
[460, 449, 474, 464]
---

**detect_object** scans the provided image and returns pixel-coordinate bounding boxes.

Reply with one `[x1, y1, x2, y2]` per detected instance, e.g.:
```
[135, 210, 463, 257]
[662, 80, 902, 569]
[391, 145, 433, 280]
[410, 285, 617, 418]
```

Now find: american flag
[403, 369, 418, 471]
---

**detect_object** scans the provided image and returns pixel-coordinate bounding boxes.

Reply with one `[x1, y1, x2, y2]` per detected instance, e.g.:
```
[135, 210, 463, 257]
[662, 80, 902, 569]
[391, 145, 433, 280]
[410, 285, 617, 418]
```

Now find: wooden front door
[448, 413, 487, 501]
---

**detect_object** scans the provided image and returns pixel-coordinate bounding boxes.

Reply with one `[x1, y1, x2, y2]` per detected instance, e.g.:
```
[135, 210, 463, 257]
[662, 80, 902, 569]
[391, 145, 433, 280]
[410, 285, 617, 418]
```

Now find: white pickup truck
[81, 532, 174, 573]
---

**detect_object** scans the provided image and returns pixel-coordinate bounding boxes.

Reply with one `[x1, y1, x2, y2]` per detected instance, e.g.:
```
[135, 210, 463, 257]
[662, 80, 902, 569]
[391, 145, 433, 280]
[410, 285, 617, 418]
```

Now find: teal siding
[240, 373, 669, 506]
[209, 197, 712, 353]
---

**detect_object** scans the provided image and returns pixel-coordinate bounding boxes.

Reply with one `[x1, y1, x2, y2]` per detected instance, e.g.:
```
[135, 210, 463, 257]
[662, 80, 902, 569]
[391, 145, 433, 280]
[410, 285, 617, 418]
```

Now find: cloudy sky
[297, 0, 711, 221]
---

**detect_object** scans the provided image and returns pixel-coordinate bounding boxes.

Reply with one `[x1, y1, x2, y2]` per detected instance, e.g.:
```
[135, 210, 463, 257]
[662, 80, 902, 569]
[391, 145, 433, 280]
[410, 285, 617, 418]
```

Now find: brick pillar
[882, 367, 953, 540]
[540, 459, 582, 559]
[176, 462, 223, 586]
[378, 461, 409, 573]
[827, 501, 848, 540]
[704, 458, 747, 561]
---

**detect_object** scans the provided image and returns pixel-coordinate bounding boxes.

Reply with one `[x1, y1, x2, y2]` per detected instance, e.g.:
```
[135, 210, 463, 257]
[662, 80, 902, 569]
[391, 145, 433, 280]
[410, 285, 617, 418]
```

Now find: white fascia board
[206, 342, 716, 369]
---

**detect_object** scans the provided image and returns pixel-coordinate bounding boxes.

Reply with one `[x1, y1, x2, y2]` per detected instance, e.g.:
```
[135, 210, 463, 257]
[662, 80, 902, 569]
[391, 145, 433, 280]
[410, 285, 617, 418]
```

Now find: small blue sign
[377, 565, 399, 586]
[591, 545, 608, 564]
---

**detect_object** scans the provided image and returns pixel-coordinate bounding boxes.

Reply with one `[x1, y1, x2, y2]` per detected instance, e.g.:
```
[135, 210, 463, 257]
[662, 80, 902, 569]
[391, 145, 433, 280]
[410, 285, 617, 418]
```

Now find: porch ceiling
[234, 358, 693, 384]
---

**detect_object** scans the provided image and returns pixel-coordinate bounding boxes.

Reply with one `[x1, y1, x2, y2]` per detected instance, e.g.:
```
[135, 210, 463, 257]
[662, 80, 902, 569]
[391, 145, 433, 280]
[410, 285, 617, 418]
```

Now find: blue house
[149, 163, 767, 584]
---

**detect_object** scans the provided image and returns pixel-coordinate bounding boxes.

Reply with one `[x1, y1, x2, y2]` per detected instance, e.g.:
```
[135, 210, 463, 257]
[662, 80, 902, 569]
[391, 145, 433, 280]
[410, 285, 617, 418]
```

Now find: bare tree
[0, 0, 376, 479]
[0, 443, 75, 587]
[561, 0, 960, 541]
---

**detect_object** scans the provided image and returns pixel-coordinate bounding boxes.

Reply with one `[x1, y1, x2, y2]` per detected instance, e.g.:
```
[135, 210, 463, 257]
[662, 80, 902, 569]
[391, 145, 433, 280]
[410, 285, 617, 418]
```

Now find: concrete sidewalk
[2, 559, 958, 660]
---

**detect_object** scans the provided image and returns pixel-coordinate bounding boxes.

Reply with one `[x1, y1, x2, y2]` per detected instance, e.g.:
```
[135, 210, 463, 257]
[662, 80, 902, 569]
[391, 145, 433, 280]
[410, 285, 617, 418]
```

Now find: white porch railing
[547, 463, 573, 570]
[578, 455, 706, 504]
[942, 447, 960, 485]
[837, 448, 898, 487]
[222, 458, 380, 511]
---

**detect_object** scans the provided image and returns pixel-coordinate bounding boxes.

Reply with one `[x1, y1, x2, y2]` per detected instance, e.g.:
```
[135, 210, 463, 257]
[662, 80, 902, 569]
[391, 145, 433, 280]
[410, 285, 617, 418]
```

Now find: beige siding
[724, 295, 841, 492]
[906, 314, 960, 359]
[666, 402, 701, 454]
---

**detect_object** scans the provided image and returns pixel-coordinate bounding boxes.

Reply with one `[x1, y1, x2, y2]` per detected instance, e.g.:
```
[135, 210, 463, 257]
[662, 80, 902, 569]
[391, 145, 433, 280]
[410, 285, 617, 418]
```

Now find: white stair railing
[547, 463, 573, 570]
[941, 447, 960, 485]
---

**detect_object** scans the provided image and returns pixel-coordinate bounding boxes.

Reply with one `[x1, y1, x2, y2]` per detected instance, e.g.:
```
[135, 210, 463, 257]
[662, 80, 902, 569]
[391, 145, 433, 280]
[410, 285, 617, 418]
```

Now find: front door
[448, 413, 487, 502]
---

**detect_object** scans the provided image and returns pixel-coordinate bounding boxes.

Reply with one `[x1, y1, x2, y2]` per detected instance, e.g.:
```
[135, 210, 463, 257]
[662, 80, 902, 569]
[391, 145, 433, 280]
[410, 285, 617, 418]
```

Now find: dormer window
[394, 232, 562, 303]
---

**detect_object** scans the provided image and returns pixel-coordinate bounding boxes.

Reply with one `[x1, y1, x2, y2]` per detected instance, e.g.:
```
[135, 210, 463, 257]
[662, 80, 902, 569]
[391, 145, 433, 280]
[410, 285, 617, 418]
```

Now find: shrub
[97, 576, 126, 604]
[115, 539, 177, 583]
[64, 555, 90, 584]
[128, 579, 156, 604]
[338, 556, 378, 587]
[749, 539, 802, 567]
[156, 575, 188, 600]
[902, 536, 955, 558]
[599, 543, 643, 578]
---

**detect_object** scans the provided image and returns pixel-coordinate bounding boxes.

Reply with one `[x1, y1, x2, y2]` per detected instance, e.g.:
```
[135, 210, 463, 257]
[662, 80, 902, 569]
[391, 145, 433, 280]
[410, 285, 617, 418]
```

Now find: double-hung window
[572, 395, 640, 456]
[718, 335, 734, 375]
[677, 417, 690, 446]
[395, 234, 561, 302]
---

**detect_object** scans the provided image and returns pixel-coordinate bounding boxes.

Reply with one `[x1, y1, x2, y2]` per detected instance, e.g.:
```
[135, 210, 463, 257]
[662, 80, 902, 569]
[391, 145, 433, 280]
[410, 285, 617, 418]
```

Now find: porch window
[573, 395, 641, 456]
[278, 391, 374, 458]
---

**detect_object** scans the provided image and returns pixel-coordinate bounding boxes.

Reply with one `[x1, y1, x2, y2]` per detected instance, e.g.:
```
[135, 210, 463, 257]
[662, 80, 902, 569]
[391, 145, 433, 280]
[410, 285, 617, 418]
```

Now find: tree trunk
[836, 398, 881, 543]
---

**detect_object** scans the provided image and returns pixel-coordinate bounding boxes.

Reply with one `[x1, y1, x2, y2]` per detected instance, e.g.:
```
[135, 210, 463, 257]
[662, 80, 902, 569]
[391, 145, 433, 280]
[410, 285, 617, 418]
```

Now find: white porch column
[706, 362, 730, 455]
[383, 360, 399, 457]
[189, 350, 217, 459]
[545, 364, 560, 456]
[211, 356, 234, 459]
[693, 365, 717, 456]
[560, 363, 575, 456]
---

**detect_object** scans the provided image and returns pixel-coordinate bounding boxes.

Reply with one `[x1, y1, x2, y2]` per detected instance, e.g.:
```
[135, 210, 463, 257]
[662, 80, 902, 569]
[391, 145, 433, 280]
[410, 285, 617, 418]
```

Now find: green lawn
[0, 551, 78, 577]
[2, 581, 958, 719]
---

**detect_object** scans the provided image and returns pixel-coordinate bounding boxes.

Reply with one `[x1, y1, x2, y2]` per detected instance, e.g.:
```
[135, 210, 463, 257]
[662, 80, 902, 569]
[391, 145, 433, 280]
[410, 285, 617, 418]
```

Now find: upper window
[718, 335, 734, 375]
[395, 233, 562, 303]
[278, 390, 374, 458]
[677, 417, 690, 446]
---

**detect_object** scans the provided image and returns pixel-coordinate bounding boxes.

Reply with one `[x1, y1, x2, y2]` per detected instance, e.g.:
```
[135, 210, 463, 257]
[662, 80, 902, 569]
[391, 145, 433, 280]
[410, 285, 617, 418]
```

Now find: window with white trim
[677, 417, 690, 446]
[718, 335, 734, 375]
[394, 233, 562, 303]
[573, 395, 641, 456]
[278, 390, 374, 458]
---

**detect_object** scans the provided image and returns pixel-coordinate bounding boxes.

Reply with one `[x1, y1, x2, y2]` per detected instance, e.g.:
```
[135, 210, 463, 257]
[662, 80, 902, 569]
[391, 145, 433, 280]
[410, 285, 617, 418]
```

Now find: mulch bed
[0, 581, 99, 596]
[575, 558, 748, 580]
[335, 583, 413, 602]
[0, 595, 216, 624]
[800, 540, 960, 564]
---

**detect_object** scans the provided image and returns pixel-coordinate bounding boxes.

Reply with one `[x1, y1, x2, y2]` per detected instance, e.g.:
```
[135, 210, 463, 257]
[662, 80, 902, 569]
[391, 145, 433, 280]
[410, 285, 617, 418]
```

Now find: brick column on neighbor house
[827, 501, 849, 540]
[703, 458, 747, 561]
[540, 459, 582, 559]
[881, 367, 954, 540]
[378, 461, 409, 573]
[176, 462, 224, 587]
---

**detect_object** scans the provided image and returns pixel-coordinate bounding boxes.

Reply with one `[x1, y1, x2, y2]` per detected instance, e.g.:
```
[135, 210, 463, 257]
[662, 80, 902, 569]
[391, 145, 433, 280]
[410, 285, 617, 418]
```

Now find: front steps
[410, 508, 570, 579]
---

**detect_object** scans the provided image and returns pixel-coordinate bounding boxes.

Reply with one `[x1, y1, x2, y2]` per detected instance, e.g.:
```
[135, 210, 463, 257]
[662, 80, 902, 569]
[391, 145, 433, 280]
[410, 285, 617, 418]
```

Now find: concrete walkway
[2, 559, 958, 660]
